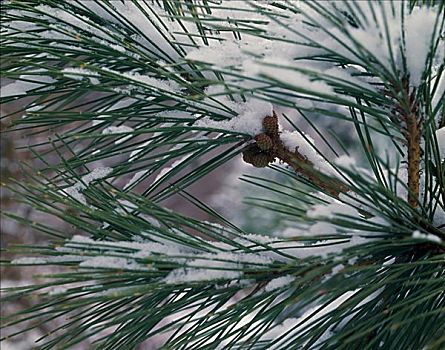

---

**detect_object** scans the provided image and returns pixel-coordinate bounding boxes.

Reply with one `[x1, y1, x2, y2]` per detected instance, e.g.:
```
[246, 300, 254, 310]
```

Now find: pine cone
[262, 115, 278, 135]
[242, 145, 261, 165]
[251, 152, 273, 168]
[254, 133, 273, 151]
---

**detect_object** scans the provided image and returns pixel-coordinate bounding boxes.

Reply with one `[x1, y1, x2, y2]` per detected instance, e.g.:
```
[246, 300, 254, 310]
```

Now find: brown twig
[242, 112, 350, 198]
[404, 112, 422, 207]
[399, 81, 422, 208]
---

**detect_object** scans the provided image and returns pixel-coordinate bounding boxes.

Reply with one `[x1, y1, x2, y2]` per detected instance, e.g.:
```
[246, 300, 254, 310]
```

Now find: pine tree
[1, 1, 444, 349]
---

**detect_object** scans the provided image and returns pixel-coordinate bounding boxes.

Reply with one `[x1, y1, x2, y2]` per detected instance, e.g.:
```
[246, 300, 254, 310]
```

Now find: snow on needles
[264, 275, 295, 293]
[412, 230, 442, 244]
[280, 130, 334, 174]
[15, 233, 280, 284]
[101, 125, 134, 144]
[404, 7, 443, 87]
[195, 98, 273, 136]
[1, 74, 55, 98]
[184, 2, 443, 91]
[60, 167, 112, 205]
[436, 128, 445, 159]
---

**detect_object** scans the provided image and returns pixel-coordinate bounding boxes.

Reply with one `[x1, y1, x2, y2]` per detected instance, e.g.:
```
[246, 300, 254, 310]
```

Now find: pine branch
[1, 1, 444, 349]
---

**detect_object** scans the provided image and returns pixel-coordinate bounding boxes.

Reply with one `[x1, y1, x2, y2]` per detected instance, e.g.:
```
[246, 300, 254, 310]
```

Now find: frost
[264, 275, 295, 293]
[412, 230, 442, 244]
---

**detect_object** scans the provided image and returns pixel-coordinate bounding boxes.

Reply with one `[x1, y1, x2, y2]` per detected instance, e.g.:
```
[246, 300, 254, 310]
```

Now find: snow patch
[412, 230, 442, 244]
[264, 275, 295, 293]
[102, 125, 134, 144]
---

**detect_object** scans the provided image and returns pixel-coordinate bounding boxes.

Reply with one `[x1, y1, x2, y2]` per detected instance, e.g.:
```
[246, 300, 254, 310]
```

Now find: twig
[242, 112, 350, 198]
[399, 81, 422, 208]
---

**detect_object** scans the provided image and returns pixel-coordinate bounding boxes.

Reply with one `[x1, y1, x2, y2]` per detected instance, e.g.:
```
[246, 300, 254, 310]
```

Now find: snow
[81, 167, 113, 185]
[141, 215, 161, 228]
[62, 67, 100, 84]
[186, 40, 247, 69]
[412, 230, 442, 244]
[95, 1, 189, 62]
[280, 130, 334, 174]
[164, 268, 242, 284]
[153, 154, 191, 183]
[264, 275, 295, 293]
[188, 252, 273, 269]
[61, 185, 88, 205]
[53, 235, 274, 284]
[195, 99, 273, 136]
[262, 291, 358, 348]
[1, 75, 55, 97]
[4, 2, 445, 346]
[246, 58, 334, 95]
[48, 286, 68, 296]
[335, 155, 357, 168]
[101, 67, 181, 94]
[436, 128, 445, 159]
[307, 201, 359, 220]
[124, 170, 149, 190]
[79, 256, 149, 271]
[60, 167, 112, 205]
[11, 257, 47, 265]
[64, 235, 184, 256]
[101, 125, 134, 144]
[431, 69, 444, 114]
[129, 139, 154, 161]
[404, 7, 441, 87]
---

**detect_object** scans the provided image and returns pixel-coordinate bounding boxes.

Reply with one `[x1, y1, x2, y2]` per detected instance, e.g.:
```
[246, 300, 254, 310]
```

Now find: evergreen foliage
[1, 1, 444, 349]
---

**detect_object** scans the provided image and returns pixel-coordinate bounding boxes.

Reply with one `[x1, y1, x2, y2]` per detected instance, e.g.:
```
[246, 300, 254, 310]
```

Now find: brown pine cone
[251, 152, 273, 168]
[254, 133, 273, 151]
[262, 114, 278, 135]
[242, 144, 261, 165]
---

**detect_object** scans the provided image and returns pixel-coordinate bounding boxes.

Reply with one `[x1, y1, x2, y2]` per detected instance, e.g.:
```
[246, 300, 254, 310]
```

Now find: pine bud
[262, 115, 278, 135]
[254, 133, 273, 151]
